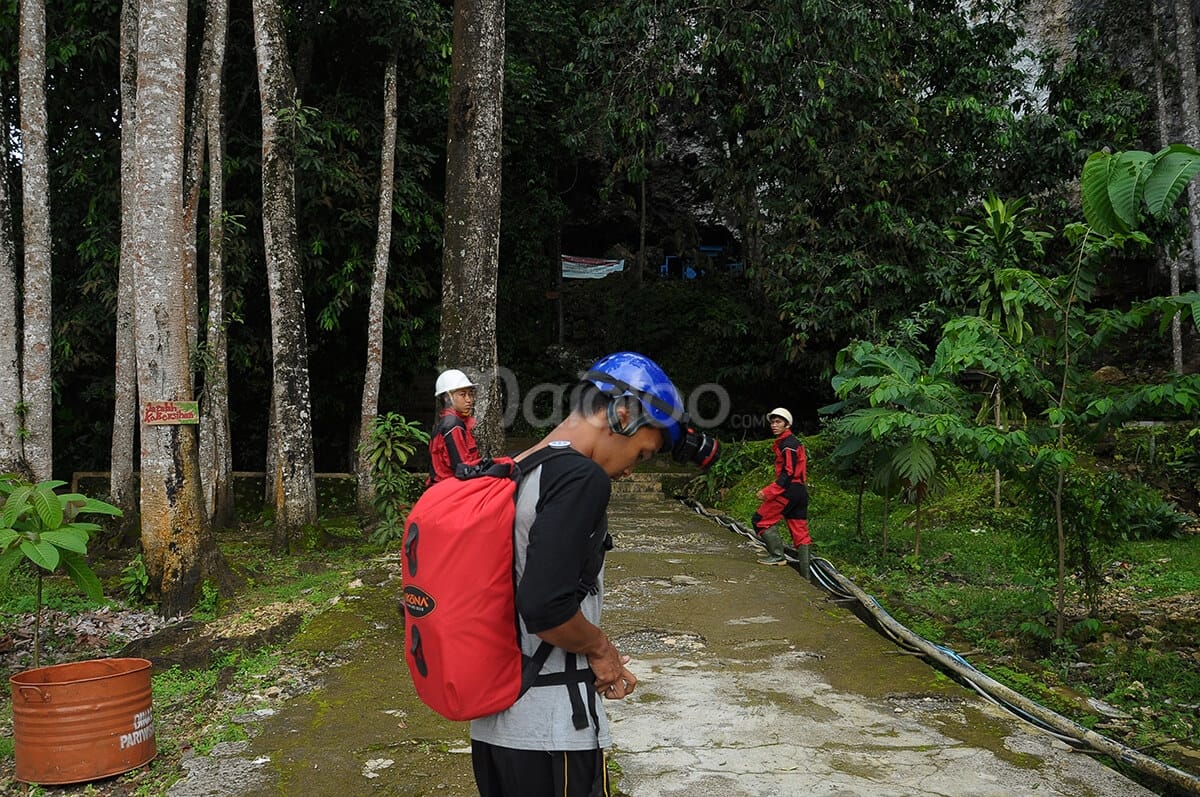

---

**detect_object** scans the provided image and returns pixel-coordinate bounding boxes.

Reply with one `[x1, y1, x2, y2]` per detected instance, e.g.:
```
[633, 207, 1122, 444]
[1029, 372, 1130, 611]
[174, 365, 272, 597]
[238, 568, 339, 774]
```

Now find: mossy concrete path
[169, 494, 1156, 797]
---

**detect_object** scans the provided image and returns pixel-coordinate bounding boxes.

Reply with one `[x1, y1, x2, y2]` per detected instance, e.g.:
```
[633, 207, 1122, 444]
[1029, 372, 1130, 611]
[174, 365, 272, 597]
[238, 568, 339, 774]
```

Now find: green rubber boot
[757, 528, 786, 565]
[797, 544, 811, 580]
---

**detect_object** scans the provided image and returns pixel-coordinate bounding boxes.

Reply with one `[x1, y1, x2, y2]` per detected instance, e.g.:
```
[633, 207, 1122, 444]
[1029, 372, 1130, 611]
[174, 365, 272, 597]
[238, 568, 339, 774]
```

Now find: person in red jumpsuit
[427, 368, 481, 485]
[750, 407, 811, 576]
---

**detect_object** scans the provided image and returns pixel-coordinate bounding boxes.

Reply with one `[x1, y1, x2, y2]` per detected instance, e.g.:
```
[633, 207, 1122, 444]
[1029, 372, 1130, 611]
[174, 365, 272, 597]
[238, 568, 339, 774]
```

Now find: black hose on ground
[682, 499, 1200, 797]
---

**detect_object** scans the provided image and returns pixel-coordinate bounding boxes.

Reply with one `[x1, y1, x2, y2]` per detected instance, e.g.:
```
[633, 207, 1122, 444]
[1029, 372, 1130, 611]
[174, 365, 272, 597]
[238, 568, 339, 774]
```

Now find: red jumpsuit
[427, 409, 480, 485]
[751, 430, 810, 546]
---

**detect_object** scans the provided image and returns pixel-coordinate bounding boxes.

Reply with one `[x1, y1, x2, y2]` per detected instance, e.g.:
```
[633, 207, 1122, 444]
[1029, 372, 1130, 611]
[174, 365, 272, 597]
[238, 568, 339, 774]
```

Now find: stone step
[611, 474, 667, 494]
[610, 490, 669, 504]
[610, 472, 675, 503]
[611, 480, 662, 493]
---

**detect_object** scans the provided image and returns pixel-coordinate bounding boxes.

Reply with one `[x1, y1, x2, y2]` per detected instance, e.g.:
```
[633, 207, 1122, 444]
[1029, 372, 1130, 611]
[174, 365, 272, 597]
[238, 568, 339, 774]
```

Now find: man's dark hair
[570, 382, 610, 416]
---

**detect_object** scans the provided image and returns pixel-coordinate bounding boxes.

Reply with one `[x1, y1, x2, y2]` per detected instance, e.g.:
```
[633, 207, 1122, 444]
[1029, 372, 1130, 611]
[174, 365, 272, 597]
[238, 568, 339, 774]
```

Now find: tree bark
[252, 0, 318, 547]
[18, 0, 53, 481]
[132, 0, 228, 616]
[180, 0, 220, 365]
[1154, 0, 1185, 373]
[0, 97, 21, 473]
[1175, 0, 1200, 295]
[112, 0, 140, 515]
[198, 0, 235, 530]
[637, 174, 646, 285]
[356, 56, 399, 519]
[440, 0, 507, 458]
[993, 384, 1002, 508]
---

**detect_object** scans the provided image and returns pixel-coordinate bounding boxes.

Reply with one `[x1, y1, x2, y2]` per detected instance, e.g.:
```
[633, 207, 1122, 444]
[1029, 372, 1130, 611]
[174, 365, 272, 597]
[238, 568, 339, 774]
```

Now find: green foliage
[0, 476, 122, 635]
[1016, 469, 1189, 612]
[152, 664, 219, 707]
[361, 413, 429, 546]
[192, 581, 221, 622]
[683, 440, 758, 506]
[0, 475, 121, 668]
[120, 552, 151, 604]
[823, 155, 1200, 632]
[544, 274, 784, 415]
[1080, 144, 1200, 236]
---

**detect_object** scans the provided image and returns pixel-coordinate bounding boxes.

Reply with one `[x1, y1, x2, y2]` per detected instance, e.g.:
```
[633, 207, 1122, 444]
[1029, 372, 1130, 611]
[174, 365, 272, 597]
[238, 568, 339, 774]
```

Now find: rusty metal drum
[10, 657, 156, 785]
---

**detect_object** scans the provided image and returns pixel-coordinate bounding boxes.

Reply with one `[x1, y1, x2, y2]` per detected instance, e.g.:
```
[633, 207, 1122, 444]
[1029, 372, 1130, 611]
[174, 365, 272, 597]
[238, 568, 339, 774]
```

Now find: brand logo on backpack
[403, 585, 436, 618]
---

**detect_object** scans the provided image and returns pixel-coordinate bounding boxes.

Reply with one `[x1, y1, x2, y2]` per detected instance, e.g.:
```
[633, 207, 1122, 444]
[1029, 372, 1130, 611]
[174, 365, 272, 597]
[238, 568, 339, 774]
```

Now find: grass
[703, 435, 1200, 782]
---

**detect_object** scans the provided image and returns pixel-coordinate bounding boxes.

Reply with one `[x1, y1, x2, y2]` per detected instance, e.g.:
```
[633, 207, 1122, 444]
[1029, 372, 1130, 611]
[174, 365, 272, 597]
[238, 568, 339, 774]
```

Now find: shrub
[361, 413, 429, 546]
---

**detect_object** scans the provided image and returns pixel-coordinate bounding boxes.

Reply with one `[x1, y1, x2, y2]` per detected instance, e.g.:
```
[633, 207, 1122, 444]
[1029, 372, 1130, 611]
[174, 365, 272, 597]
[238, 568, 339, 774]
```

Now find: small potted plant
[1, 474, 157, 786]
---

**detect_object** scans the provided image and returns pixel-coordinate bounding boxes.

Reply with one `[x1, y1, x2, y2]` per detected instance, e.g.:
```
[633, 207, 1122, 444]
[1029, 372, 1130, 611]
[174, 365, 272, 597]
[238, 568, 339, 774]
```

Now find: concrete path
[168, 494, 1157, 797]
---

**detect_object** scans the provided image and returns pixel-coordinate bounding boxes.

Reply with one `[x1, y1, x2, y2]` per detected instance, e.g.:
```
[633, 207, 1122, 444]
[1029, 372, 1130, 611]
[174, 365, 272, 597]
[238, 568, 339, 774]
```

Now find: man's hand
[595, 655, 637, 700]
[536, 611, 638, 699]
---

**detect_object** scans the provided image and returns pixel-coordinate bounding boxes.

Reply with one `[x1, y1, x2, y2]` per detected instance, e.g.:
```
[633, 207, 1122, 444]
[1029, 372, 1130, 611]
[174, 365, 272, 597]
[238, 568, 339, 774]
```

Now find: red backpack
[401, 447, 577, 721]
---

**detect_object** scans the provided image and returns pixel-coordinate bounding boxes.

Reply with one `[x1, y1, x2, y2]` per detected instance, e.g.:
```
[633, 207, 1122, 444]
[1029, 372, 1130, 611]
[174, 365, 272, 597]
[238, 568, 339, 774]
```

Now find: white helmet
[435, 368, 476, 396]
[767, 407, 793, 427]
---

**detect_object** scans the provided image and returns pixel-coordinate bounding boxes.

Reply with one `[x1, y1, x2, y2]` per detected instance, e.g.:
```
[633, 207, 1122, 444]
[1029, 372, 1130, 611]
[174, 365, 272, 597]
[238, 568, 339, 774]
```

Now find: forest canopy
[0, 0, 1186, 477]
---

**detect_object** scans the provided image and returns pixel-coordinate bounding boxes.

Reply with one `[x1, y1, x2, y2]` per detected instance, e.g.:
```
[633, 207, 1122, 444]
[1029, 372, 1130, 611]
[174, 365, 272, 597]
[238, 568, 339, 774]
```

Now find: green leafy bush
[121, 552, 151, 603]
[1018, 469, 1189, 611]
[0, 475, 123, 666]
[192, 581, 221, 622]
[361, 413, 429, 546]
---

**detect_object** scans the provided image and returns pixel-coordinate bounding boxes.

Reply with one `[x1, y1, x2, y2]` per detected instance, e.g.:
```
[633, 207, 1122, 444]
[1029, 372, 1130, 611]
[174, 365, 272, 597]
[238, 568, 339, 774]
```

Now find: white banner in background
[561, 255, 625, 279]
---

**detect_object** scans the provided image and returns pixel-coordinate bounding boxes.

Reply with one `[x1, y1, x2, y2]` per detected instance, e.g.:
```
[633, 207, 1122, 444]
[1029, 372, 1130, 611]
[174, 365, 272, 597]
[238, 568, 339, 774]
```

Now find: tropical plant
[0, 475, 122, 667]
[1080, 144, 1200, 237]
[684, 440, 756, 507]
[824, 338, 971, 558]
[825, 145, 1200, 636]
[120, 552, 151, 603]
[360, 413, 429, 545]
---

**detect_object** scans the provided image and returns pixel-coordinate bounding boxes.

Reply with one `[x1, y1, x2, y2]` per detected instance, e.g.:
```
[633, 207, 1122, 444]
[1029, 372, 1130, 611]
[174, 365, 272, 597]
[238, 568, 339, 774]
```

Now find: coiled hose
[682, 498, 1200, 796]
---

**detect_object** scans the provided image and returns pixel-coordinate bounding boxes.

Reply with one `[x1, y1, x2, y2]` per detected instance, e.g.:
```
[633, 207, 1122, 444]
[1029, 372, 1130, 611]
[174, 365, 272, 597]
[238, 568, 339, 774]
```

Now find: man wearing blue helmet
[469, 351, 718, 797]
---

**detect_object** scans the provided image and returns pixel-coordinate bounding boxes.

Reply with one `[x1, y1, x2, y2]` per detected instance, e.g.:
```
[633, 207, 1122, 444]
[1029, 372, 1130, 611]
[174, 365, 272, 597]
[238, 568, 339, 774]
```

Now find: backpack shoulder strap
[511, 442, 599, 730]
[513, 444, 577, 483]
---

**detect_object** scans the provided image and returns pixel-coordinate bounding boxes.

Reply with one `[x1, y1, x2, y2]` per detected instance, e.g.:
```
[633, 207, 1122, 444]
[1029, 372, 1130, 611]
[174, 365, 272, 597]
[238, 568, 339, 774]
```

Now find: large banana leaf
[1080, 152, 1128, 236]
[1143, 144, 1200, 219]
[1108, 150, 1153, 230]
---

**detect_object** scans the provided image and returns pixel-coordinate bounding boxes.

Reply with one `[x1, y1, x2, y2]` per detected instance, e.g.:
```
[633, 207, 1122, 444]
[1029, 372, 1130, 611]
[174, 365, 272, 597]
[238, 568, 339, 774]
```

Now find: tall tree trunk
[18, 0, 53, 481]
[252, 0, 317, 547]
[356, 56, 399, 519]
[0, 98, 21, 473]
[552, 226, 563, 345]
[743, 182, 762, 279]
[1175, 0, 1200, 294]
[132, 0, 229, 616]
[198, 0, 235, 530]
[636, 174, 646, 285]
[993, 383, 1002, 508]
[1054, 467, 1066, 640]
[855, 473, 865, 538]
[881, 491, 890, 556]
[180, 0, 219, 366]
[263, 396, 278, 506]
[440, 0, 507, 458]
[1154, 0, 1185, 373]
[112, 0, 140, 515]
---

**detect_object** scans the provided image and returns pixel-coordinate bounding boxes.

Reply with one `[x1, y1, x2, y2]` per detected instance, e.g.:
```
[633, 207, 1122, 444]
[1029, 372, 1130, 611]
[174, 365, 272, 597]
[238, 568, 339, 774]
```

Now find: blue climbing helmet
[583, 351, 720, 469]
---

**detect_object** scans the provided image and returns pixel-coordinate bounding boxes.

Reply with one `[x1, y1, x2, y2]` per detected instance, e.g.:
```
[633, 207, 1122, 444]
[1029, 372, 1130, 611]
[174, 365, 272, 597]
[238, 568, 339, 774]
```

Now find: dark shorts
[471, 739, 608, 797]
